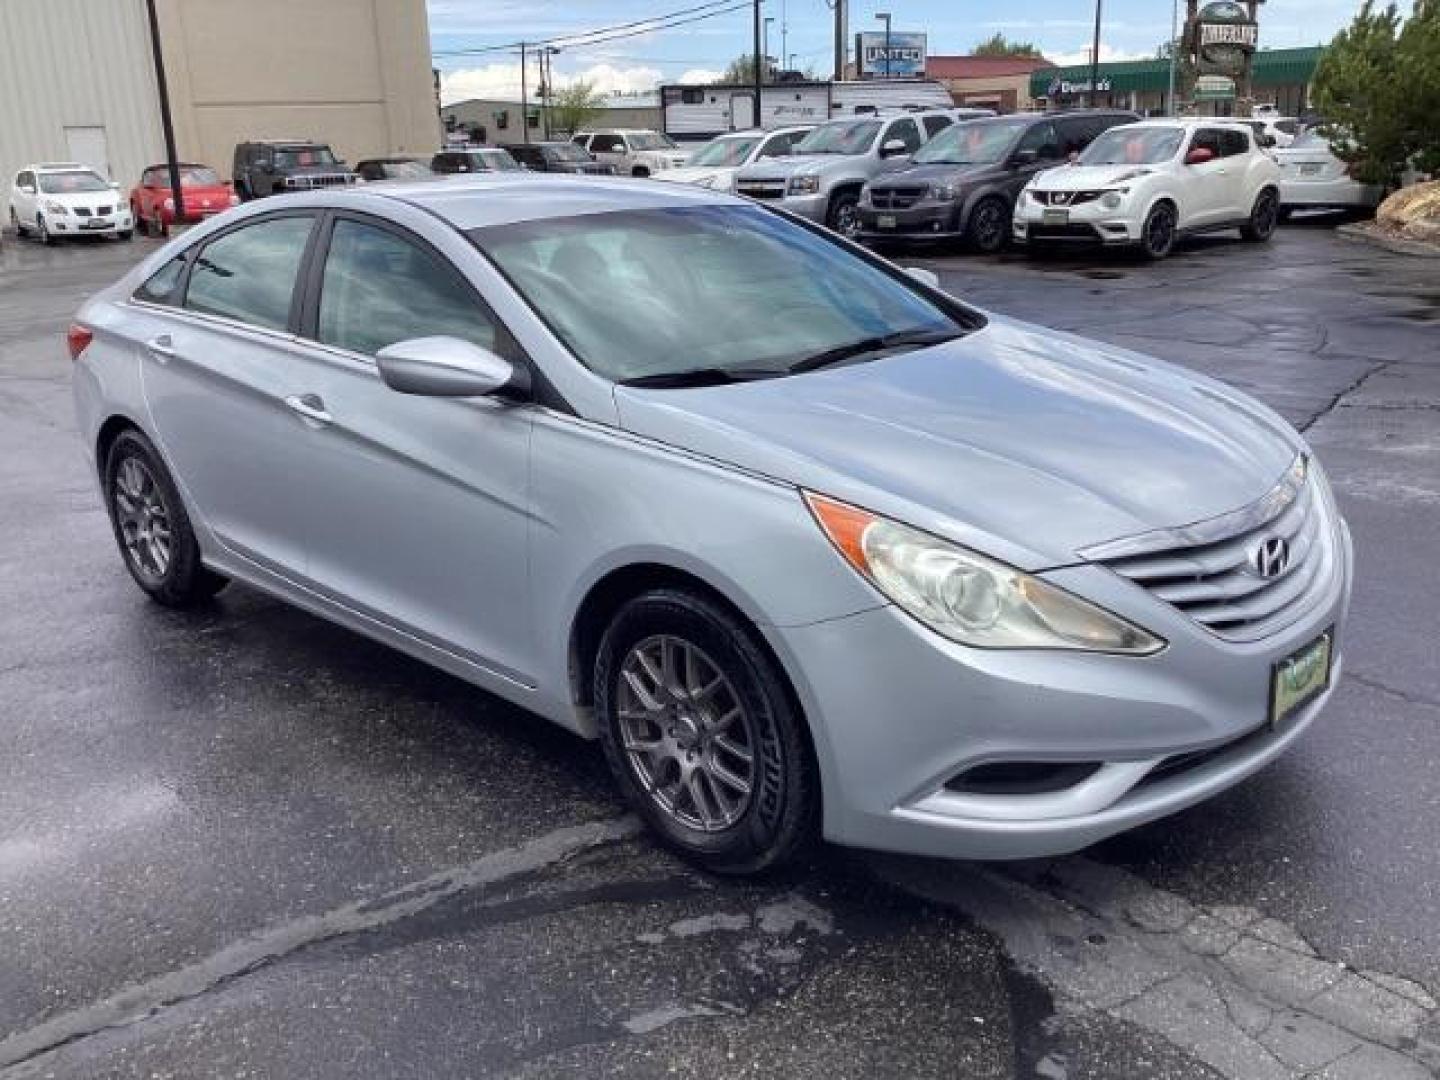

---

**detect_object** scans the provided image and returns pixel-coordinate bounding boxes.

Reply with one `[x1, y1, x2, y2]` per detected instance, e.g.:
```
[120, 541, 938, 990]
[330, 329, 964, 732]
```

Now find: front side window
[593, 134, 625, 153]
[473, 205, 964, 385]
[923, 115, 953, 138]
[628, 131, 678, 150]
[184, 215, 314, 331]
[1015, 122, 1061, 160]
[885, 118, 922, 153]
[1081, 126, 1184, 165]
[317, 219, 507, 358]
[548, 143, 593, 163]
[794, 120, 881, 156]
[760, 129, 808, 157]
[1191, 128, 1226, 157]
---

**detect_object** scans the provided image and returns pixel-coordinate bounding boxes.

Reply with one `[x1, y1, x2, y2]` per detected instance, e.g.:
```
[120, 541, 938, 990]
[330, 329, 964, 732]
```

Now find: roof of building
[1031, 46, 1324, 95]
[927, 55, 1057, 80]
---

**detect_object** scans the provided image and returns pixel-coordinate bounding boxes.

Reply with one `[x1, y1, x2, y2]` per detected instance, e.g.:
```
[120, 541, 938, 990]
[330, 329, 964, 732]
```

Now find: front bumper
[765, 518, 1353, 861]
[1279, 177, 1382, 210]
[45, 209, 133, 235]
[1013, 198, 1139, 245]
[857, 200, 962, 240]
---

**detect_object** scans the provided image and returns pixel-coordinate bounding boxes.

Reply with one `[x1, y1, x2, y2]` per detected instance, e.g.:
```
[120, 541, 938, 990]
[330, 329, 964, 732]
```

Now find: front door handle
[146, 334, 178, 363]
[284, 393, 333, 425]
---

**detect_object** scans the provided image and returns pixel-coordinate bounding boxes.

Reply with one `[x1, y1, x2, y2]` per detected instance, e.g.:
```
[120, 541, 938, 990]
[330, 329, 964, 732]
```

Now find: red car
[128, 163, 239, 236]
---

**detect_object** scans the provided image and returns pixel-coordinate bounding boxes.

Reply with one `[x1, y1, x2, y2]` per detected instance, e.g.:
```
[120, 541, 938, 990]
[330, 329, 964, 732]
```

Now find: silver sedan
[71, 175, 1352, 872]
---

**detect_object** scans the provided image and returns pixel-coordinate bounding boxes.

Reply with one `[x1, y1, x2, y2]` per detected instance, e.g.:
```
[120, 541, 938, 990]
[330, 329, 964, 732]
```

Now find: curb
[1336, 222, 1440, 258]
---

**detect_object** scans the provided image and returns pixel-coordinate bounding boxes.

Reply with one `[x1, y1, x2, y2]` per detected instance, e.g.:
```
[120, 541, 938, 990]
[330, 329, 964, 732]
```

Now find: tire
[1140, 202, 1177, 260]
[966, 196, 1011, 254]
[826, 191, 861, 239]
[103, 429, 228, 607]
[631, 166, 650, 178]
[9, 207, 25, 238]
[37, 214, 54, 246]
[119, 229, 133, 241]
[1240, 188, 1279, 242]
[594, 588, 818, 874]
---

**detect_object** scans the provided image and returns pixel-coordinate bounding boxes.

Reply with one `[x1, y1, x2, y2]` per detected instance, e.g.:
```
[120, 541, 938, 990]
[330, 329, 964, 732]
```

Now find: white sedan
[1276, 130, 1383, 217]
[9, 163, 134, 244]
[1013, 120, 1282, 259]
[658, 126, 814, 193]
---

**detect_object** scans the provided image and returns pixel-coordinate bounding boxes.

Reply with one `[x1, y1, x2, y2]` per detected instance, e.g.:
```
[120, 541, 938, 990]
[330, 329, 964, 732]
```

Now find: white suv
[572, 130, 689, 177]
[9, 163, 134, 244]
[1013, 120, 1281, 259]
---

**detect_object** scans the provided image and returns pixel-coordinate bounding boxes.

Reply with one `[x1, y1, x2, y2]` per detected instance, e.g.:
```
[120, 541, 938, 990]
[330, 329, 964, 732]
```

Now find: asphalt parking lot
[2, 220, 1438, 1079]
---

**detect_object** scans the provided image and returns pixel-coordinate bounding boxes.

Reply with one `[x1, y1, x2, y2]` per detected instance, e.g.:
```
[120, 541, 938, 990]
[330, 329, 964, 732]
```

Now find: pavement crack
[0, 816, 641, 1072]
[1346, 671, 1440, 712]
[1298, 359, 1392, 432]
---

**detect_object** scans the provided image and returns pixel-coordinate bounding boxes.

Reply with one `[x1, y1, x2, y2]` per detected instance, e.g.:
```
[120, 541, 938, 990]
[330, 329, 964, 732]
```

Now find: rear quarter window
[134, 256, 187, 306]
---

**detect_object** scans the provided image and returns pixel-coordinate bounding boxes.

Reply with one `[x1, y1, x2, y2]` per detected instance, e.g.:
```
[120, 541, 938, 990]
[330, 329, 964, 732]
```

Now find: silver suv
[734, 110, 957, 237]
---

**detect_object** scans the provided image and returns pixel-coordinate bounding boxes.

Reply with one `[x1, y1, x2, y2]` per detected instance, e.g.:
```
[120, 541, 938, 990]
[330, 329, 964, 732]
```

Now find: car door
[589, 132, 628, 172]
[137, 212, 321, 577]
[1217, 128, 1255, 218]
[1181, 128, 1232, 227]
[1008, 121, 1064, 197]
[284, 212, 536, 682]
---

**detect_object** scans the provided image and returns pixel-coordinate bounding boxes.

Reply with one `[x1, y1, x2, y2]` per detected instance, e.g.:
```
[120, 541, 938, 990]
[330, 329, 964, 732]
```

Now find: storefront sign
[855, 31, 928, 78]
[1194, 1, 1258, 75]
[1047, 77, 1112, 97]
[1194, 74, 1236, 100]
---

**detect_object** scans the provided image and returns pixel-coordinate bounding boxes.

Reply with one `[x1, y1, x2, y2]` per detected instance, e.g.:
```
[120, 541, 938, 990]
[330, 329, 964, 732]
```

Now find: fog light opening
[945, 760, 1104, 796]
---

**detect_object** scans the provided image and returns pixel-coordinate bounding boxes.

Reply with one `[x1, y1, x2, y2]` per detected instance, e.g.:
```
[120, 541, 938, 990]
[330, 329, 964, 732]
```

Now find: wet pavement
[1, 220, 1438, 1078]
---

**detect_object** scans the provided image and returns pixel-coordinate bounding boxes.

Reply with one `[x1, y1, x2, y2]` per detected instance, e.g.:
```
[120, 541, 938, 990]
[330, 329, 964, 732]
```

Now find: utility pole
[752, 0, 762, 122]
[520, 41, 529, 145]
[143, 0, 185, 223]
[876, 12, 892, 80]
[833, 0, 846, 80]
[1088, 0, 1103, 107]
[763, 17, 774, 80]
[1166, 0, 1179, 115]
[781, 0, 788, 75]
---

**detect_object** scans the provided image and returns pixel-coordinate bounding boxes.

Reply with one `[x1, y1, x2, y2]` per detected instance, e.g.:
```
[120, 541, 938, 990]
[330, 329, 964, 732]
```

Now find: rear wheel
[1240, 188, 1279, 242]
[827, 191, 861, 239]
[1140, 202, 1177, 260]
[594, 588, 817, 874]
[103, 430, 228, 607]
[966, 196, 1011, 254]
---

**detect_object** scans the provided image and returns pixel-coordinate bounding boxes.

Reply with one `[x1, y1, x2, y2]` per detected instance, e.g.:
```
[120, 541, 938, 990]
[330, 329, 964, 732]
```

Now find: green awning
[1031, 47, 1323, 97]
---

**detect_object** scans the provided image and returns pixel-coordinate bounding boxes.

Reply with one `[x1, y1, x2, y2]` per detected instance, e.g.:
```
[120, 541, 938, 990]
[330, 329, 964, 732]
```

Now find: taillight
[67, 324, 94, 361]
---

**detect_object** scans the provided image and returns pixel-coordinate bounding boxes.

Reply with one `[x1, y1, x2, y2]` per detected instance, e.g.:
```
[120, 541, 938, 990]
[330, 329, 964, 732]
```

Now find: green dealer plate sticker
[1270, 629, 1333, 730]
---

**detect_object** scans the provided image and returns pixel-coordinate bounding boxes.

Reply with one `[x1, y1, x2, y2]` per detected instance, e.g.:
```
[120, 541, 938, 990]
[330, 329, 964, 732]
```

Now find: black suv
[858, 110, 1138, 252]
[232, 140, 358, 200]
[502, 141, 615, 175]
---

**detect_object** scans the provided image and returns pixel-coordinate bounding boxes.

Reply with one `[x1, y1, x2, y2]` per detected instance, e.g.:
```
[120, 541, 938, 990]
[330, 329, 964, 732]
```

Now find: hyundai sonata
[71, 176, 1351, 872]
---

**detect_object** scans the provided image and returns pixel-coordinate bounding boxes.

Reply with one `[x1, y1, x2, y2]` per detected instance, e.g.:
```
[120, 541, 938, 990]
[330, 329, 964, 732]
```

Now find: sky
[429, 0, 1368, 104]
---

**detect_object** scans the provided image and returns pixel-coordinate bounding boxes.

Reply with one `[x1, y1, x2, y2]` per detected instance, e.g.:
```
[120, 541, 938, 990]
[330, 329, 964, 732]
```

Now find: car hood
[613, 317, 1299, 570]
[1033, 163, 1160, 189]
[41, 189, 119, 206]
[870, 162, 998, 187]
[739, 154, 852, 180]
[661, 165, 737, 184]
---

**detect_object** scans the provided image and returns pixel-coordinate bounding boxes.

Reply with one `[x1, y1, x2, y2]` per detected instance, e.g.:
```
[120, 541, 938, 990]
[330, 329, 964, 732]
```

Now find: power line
[431, 0, 741, 58]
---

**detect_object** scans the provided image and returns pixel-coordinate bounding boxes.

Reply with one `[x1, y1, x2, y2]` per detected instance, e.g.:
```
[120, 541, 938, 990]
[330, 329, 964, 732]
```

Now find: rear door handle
[146, 334, 178, 363]
[284, 393, 333, 426]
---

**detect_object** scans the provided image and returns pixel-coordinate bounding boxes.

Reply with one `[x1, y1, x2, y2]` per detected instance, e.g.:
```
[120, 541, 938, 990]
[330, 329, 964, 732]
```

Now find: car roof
[316, 173, 739, 231]
[30, 162, 93, 172]
[1117, 118, 1251, 130]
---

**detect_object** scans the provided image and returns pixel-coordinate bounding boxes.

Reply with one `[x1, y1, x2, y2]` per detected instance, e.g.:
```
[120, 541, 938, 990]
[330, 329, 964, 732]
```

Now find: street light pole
[142, 0, 185, 223]
[764, 17, 774, 81]
[519, 41, 529, 145]
[1167, 0, 1179, 115]
[876, 12, 892, 80]
[752, 0, 763, 118]
[1088, 0, 1103, 108]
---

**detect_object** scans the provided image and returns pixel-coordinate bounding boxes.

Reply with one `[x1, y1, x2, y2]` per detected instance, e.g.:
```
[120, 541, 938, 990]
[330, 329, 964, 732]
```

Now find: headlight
[163, 197, 175, 211]
[928, 182, 958, 201]
[44, 201, 67, 215]
[788, 174, 820, 195]
[228, 193, 241, 206]
[692, 175, 716, 188]
[1101, 191, 1123, 209]
[806, 493, 1165, 653]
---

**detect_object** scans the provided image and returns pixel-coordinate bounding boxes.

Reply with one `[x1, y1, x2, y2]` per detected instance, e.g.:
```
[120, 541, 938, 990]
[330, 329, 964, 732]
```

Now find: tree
[971, 32, 1042, 58]
[1312, 0, 1440, 185]
[719, 54, 761, 84]
[549, 81, 607, 137]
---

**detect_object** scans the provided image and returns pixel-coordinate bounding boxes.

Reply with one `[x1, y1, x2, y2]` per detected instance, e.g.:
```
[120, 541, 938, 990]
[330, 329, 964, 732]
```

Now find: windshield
[628, 131, 678, 150]
[689, 136, 761, 167]
[1080, 127, 1184, 165]
[795, 120, 881, 155]
[546, 144, 593, 162]
[1290, 130, 1332, 150]
[179, 166, 222, 186]
[913, 120, 1026, 165]
[39, 171, 110, 194]
[480, 150, 521, 171]
[274, 146, 338, 169]
[382, 160, 432, 179]
[473, 205, 963, 384]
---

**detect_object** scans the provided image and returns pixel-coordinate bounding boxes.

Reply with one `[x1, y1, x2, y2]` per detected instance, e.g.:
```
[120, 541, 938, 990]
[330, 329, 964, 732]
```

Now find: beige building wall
[941, 74, 1039, 112]
[156, 0, 440, 174]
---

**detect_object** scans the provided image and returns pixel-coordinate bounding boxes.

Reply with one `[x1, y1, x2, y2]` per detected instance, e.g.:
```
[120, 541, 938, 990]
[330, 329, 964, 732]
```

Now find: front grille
[1095, 458, 1334, 641]
[1033, 189, 1104, 206]
[1027, 223, 1101, 240]
[72, 206, 92, 218]
[737, 182, 786, 200]
[870, 185, 928, 210]
[286, 174, 352, 189]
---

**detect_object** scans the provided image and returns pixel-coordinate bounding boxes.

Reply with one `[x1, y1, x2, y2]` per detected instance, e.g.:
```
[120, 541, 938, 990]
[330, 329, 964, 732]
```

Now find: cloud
[1046, 43, 1151, 66]
[441, 61, 673, 104]
[677, 68, 724, 84]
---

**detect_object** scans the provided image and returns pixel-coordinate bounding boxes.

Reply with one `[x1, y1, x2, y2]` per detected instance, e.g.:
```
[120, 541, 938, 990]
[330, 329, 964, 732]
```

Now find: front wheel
[103, 430, 229, 607]
[1140, 202, 1177, 260]
[966, 196, 1011, 254]
[594, 589, 818, 874]
[631, 165, 650, 178]
[1240, 189, 1279, 242]
[10, 207, 26, 238]
[37, 214, 54, 246]
[826, 191, 861, 239]
[119, 229, 134, 241]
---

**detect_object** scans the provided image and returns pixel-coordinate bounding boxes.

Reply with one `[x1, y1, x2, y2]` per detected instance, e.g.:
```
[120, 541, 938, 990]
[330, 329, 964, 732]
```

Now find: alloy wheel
[971, 200, 1008, 253]
[113, 456, 173, 582]
[1144, 205, 1175, 258]
[1251, 192, 1278, 240]
[616, 634, 756, 833]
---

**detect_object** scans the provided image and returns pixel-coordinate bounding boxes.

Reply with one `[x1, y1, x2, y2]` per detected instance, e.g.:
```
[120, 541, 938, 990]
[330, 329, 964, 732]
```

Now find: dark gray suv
[858, 110, 1137, 251]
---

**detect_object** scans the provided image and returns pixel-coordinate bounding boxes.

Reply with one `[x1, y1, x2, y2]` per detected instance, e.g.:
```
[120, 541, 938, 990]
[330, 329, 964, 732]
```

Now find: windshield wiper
[617, 366, 783, 388]
[787, 327, 963, 374]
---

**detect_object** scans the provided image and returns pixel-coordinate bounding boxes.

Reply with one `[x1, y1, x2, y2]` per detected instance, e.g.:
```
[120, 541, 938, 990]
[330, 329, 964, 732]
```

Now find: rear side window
[923, 115, 952, 138]
[184, 215, 314, 331]
[1220, 129, 1250, 156]
[134, 255, 187, 306]
[316, 218, 511, 358]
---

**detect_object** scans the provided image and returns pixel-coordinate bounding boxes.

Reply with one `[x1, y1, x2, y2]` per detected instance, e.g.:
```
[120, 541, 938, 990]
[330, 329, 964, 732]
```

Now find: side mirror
[1185, 147, 1215, 165]
[376, 336, 524, 398]
[1012, 148, 1039, 166]
[903, 266, 941, 290]
[880, 138, 909, 158]
[109, 181, 120, 190]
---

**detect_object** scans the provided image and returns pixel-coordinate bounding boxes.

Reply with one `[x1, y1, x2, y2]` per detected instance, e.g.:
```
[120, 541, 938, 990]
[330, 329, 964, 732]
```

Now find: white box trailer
[660, 79, 954, 140]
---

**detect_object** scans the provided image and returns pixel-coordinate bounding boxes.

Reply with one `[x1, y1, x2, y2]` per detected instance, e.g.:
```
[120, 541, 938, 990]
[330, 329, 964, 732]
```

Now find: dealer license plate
[1269, 629, 1333, 730]
[1299, 163, 1322, 176]
[877, 214, 897, 229]
[84, 218, 110, 230]
[1042, 208, 1069, 225]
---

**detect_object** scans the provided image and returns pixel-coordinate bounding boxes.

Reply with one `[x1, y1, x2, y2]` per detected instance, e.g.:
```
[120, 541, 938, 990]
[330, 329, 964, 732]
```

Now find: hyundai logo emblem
[1254, 535, 1291, 578]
